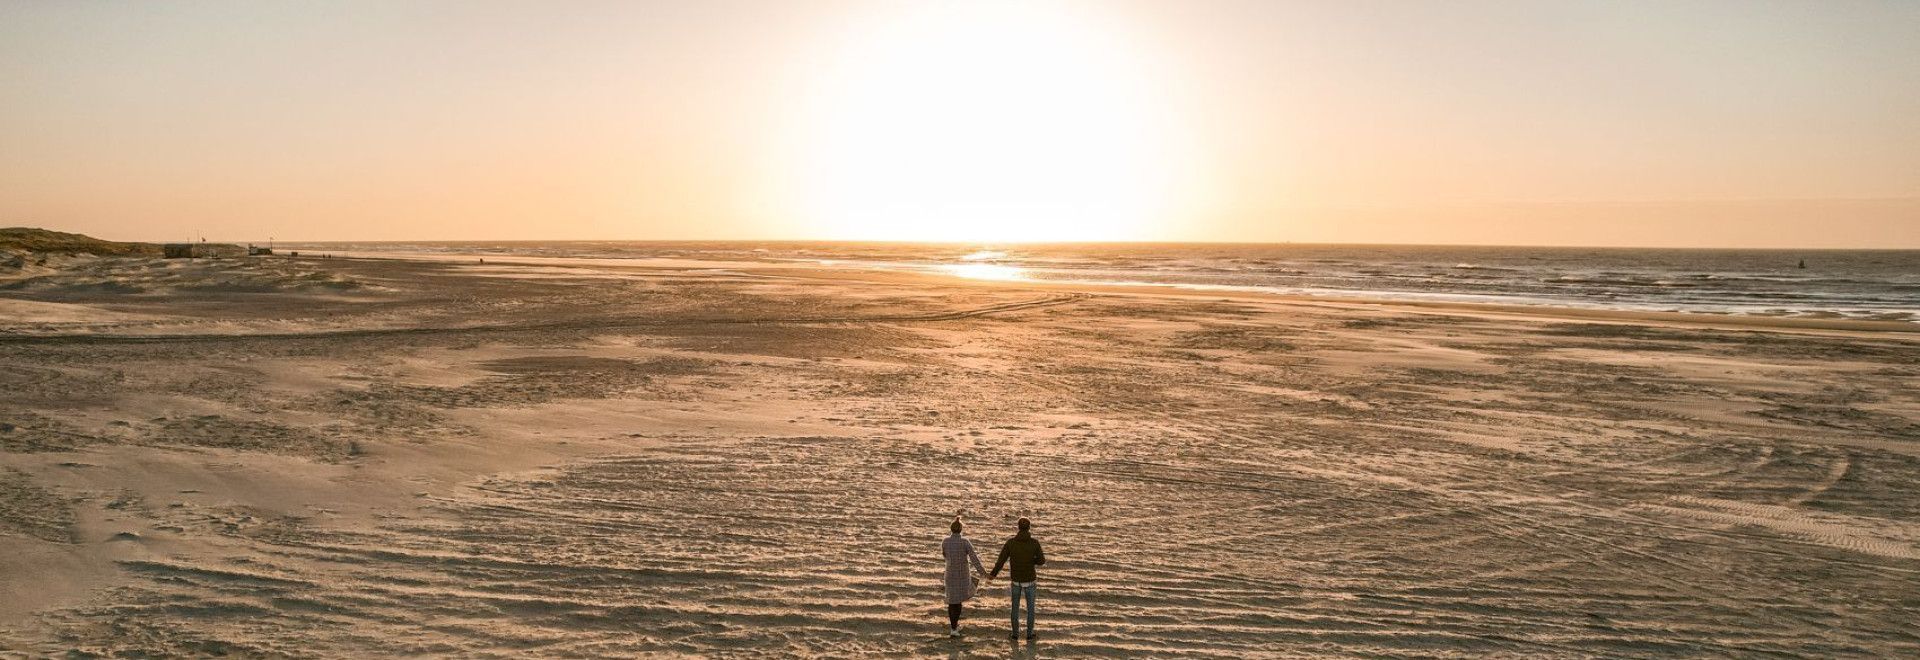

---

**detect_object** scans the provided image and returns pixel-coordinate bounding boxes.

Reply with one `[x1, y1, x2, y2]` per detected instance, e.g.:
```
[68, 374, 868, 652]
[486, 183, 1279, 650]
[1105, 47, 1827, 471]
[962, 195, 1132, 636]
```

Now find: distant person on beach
[942, 517, 988, 638]
[989, 517, 1047, 640]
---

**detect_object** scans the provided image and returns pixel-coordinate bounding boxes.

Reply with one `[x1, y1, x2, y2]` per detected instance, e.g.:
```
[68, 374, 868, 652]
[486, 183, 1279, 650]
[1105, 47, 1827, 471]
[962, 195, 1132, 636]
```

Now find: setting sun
[779, 1, 1195, 243]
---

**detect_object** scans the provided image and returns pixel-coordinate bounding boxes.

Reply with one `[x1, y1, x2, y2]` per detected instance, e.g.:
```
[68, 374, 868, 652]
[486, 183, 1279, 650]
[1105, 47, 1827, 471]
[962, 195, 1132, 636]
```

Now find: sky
[2, 0, 1916, 247]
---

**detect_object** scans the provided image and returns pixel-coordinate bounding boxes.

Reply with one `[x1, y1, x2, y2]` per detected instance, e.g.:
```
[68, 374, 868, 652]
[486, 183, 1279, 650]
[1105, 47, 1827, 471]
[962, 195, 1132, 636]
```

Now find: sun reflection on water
[940, 263, 1026, 281]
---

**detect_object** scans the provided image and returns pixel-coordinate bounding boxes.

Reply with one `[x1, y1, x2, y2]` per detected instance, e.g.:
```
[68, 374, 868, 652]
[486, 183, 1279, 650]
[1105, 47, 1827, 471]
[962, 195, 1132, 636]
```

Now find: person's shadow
[942, 637, 1041, 660]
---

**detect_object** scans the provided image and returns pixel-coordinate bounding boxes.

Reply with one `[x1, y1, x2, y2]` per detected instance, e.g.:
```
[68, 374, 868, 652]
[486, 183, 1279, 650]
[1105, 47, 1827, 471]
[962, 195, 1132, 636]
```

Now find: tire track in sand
[0, 294, 1088, 345]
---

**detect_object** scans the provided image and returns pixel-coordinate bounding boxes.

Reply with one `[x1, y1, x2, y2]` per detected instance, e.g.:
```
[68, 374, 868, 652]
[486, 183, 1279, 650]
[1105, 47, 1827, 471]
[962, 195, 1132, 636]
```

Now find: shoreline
[313, 249, 1920, 336]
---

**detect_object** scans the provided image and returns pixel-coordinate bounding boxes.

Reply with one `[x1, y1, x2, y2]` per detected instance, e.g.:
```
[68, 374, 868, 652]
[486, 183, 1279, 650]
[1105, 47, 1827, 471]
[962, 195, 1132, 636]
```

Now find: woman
[942, 516, 988, 638]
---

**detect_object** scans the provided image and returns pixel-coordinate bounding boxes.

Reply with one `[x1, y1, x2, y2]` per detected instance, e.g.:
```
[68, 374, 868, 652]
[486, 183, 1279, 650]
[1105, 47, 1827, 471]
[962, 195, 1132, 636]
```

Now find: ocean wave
[284, 241, 1920, 322]
[1449, 263, 1520, 272]
[1541, 276, 1694, 288]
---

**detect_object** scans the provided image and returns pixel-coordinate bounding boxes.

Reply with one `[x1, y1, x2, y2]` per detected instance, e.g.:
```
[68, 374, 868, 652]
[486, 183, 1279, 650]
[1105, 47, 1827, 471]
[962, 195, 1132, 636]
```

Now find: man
[988, 517, 1046, 640]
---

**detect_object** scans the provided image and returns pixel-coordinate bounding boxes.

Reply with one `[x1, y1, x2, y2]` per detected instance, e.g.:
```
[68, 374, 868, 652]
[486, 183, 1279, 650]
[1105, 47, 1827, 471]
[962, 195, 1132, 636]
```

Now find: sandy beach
[2, 253, 1918, 658]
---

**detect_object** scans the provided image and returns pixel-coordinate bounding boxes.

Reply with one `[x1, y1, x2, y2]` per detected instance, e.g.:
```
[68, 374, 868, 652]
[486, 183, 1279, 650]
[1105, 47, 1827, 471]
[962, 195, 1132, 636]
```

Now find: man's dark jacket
[991, 530, 1046, 583]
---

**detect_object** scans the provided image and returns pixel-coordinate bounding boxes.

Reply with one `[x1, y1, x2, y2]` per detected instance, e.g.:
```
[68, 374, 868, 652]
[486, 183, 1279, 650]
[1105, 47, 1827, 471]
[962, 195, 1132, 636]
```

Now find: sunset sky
[3, 0, 1916, 247]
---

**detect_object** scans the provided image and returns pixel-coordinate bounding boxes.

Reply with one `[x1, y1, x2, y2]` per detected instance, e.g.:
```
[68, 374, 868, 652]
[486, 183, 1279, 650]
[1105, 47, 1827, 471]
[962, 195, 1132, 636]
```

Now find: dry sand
[1, 253, 1917, 658]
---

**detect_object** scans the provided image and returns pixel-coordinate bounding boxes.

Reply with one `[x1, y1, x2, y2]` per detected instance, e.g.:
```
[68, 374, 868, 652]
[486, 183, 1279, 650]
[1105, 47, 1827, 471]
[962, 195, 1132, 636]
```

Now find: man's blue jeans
[1009, 581, 1036, 635]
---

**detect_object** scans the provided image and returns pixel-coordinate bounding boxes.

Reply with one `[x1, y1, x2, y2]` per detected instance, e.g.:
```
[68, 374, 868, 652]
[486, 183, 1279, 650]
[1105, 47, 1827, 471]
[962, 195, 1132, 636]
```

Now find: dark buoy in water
[1798, 259, 1806, 269]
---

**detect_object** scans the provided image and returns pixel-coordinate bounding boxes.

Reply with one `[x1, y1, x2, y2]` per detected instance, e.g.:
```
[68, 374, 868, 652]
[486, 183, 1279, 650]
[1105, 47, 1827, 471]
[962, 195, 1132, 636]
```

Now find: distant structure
[163, 243, 246, 259]
[247, 244, 274, 256]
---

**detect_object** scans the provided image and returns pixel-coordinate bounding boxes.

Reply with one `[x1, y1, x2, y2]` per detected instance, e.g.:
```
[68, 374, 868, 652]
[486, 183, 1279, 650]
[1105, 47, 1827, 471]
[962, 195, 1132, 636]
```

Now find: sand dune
[1, 254, 1917, 657]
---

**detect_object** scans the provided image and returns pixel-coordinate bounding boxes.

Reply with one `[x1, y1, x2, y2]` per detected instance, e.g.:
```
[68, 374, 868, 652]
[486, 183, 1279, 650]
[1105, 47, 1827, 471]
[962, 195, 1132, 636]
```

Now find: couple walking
[942, 516, 1046, 640]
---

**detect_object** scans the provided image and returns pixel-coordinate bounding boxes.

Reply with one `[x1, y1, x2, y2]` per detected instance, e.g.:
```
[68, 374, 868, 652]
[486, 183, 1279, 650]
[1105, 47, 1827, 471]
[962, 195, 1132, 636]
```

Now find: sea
[290, 242, 1920, 323]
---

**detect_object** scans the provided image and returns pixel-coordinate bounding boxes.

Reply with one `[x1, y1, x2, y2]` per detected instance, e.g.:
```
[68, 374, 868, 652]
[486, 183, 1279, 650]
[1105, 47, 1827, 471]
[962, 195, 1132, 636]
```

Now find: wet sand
[2, 253, 1918, 657]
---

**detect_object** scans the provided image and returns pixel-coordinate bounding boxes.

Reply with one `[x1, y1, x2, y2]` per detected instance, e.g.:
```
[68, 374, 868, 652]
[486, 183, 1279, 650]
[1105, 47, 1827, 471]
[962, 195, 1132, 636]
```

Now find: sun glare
[782, 2, 1193, 243]
[940, 262, 1027, 281]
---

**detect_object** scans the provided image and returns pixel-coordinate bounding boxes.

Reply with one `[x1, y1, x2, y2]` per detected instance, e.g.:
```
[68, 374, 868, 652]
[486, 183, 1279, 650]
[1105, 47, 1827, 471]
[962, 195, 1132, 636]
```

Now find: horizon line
[257, 237, 1920, 251]
[14, 226, 1914, 251]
